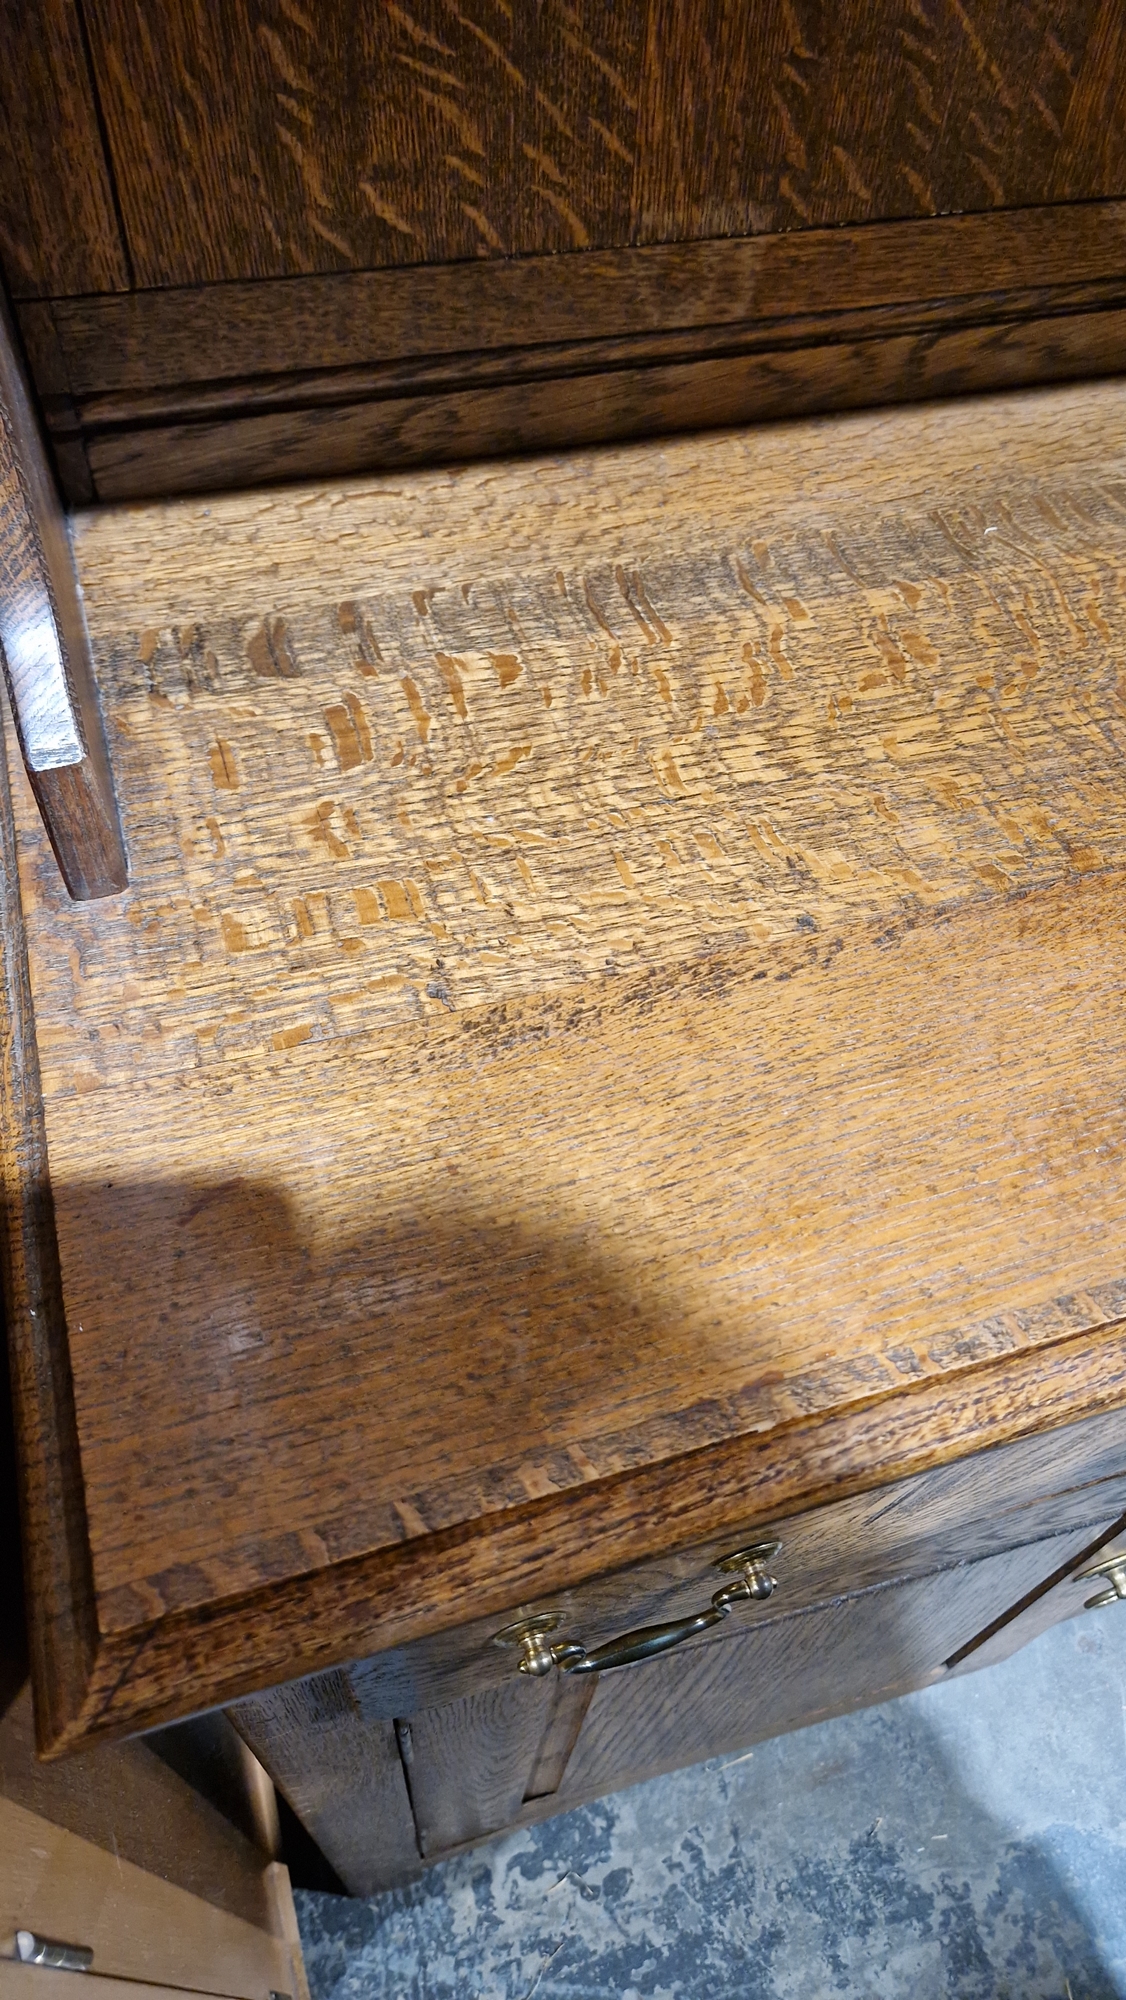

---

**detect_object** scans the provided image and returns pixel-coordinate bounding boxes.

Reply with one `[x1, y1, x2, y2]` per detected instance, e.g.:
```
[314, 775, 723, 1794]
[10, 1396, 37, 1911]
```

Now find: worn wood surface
[72, 0, 1126, 288]
[0, 1794, 294, 1997]
[18, 199, 1126, 503]
[0, 292, 126, 896]
[10, 382, 1126, 1750]
[0, 0, 129, 300]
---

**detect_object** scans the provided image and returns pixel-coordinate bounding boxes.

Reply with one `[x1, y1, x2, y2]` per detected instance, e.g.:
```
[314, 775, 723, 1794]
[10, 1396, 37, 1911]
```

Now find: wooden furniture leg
[0, 290, 125, 899]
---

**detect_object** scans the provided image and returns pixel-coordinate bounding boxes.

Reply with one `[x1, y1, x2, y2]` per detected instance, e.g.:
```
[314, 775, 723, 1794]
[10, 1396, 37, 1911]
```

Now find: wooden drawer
[235, 1512, 1124, 1891]
[947, 1531, 1126, 1677]
[234, 1401, 1126, 1732]
[232, 1407, 1126, 1891]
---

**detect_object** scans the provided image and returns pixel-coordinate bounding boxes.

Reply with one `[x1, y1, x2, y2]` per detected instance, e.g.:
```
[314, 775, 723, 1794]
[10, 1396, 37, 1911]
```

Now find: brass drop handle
[495, 1542, 781, 1678]
[1078, 1550, 1126, 1610]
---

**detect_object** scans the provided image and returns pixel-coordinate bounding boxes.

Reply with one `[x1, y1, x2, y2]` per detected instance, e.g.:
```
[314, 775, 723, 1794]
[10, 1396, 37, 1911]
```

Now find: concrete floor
[296, 1599, 1126, 1999]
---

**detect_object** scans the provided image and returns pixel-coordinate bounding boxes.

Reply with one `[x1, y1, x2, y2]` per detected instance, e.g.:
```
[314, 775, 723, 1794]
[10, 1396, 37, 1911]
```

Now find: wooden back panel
[5, 4, 1126, 499]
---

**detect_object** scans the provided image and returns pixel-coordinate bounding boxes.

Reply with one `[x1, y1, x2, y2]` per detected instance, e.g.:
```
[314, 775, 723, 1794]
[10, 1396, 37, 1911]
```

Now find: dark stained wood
[81, 0, 646, 286]
[29, 203, 1126, 398]
[17, 199, 1126, 503]
[10, 385, 1126, 1755]
[633, 0, 1126, 243]
[0, 291, 126, 896]
[232, 1671, 419, 1899]
[78, 295, 1126, 502]
[550, 1524, 1123, 1815]
[75, 2, 1126, 291]
[246, 1516, 1125, 1892]
[0, 0, 129, 300]
[401, 1677, 557, 1856]
[0, 678, 96, 1754]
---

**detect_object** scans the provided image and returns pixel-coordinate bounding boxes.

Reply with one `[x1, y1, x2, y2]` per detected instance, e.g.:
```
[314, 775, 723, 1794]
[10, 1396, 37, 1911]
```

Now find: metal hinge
[15, 1935, 93, 1973]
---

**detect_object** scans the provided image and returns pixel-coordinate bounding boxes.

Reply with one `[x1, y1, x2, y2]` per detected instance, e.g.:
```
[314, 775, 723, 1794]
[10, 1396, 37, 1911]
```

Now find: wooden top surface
[10, 380, 1126, 1747]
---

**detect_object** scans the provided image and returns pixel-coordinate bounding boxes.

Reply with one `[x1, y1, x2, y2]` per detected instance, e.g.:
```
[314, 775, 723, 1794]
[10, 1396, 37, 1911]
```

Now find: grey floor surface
[295, 1600, 1126, 1999]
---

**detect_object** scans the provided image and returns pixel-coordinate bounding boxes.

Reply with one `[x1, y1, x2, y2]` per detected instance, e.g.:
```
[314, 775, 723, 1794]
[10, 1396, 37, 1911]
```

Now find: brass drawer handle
[1078, 1550, 1126, 1610]
[495, 1542, 781, 1678]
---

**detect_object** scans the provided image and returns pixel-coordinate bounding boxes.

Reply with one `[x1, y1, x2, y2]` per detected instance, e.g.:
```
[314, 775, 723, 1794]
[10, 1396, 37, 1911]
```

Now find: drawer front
[236, 1516, 1122, 1892]
[545, 1521, 1118, 1820]
[295, 1402, 1126, 1724]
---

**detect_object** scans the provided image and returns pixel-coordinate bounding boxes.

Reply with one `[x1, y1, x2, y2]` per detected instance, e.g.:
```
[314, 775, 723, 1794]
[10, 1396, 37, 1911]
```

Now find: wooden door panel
[401, 1676, 557, 1857]
[80, 0, 647, 286]
[552, 1522, 1118, 1811]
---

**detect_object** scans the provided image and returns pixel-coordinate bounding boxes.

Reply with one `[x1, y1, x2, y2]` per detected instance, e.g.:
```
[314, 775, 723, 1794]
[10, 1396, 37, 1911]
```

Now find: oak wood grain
[946, 1532, 1126, 1673]
[10, 383, 1126, 1750]
[20, 199, 1126, 504]
[28, 204, 1126, 399]
[633, 0, 1126, 242]
[0, 0, 128, 300]
[551, 1524, 1120, 1812]
[230, 1672, 418, 1899]
[402, 1677, 557, 1856]
[82, 0, 645, 286]
[75, 2, 1126, 289]
[78, 296, 1126, 502]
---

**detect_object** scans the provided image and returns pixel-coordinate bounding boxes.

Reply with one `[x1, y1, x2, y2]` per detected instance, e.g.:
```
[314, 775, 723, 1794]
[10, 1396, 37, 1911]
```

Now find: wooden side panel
[552, 1523, 1120, 1814]
[231, 1671, 419, 1899]
[0, 1686, 279, 1932]
[0, 0, 128, 299]
[81, 0, 646, 286]
[0, 1794, 293, 1998]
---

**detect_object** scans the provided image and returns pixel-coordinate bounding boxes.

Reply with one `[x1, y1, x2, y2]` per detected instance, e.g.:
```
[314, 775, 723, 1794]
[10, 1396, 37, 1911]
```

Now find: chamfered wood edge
[0, 288, 127, 896]
[27, 1313, 1126, 1758]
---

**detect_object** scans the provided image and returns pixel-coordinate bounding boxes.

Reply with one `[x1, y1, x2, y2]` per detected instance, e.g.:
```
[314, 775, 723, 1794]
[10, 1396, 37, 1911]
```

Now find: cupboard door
[549, 1523, 1117, 1816]
[402, 1676, 560, 1858]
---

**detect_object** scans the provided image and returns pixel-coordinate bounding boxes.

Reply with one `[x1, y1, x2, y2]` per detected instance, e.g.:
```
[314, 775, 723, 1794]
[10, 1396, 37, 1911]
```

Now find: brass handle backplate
[494, 1542, 781, 1678]
[1078, 1550, 1126, 1610]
